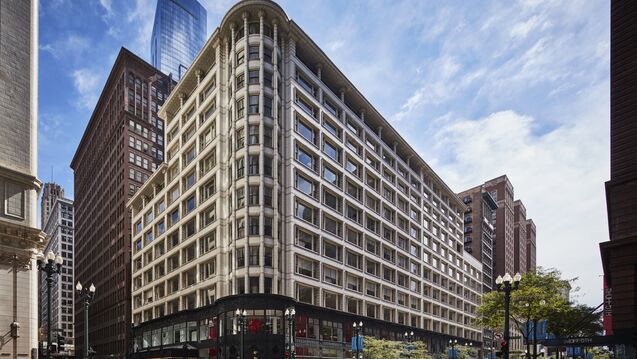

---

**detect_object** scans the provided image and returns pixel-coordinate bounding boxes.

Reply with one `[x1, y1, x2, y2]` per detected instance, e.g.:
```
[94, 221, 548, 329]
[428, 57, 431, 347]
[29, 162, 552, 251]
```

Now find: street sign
[494, 333, 503, 340]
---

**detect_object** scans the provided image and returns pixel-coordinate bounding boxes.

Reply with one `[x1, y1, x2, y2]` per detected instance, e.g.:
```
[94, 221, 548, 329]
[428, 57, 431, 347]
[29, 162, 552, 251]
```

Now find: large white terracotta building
[128, 1, 483, 358]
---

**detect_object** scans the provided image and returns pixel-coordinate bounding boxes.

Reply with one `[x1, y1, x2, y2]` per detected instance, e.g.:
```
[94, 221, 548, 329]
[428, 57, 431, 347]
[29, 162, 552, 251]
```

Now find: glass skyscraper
[151, 0, 207, 80]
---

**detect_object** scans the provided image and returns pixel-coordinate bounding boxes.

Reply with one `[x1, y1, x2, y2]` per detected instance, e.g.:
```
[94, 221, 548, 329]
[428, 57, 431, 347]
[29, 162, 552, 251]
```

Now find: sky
[39, 0, 610, 306]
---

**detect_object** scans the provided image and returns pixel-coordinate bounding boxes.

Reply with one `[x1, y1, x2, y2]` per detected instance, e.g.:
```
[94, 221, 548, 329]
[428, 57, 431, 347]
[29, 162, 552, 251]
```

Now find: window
[323, 190, 340, 212]
[248, 155, 259, 175]
[264, 47, 273, 63]
[264, 96, 273, 117]
[264, 217, 273, 237]
[264, 187, 273, 207]
[323, 98, 340, 117]
[236, 248, 245, 268]
[236, 73, 245, 89]
[296, 256, 317, 278]
[248, 70, 259, 84]
[264, 127, 273, 147]
[237, 218, 246, 239]
[323, 266, 340, 285]
[264, 156, 273, 177]
[236, 98, 245, 118]
[296, 94, 317, 118]
[295, 201, 317, 225]
[296, 117, 317, 145]
[248, 95, 259, 114]
[248, 185, 259, 205]
[323, 165, 340, 187]
[323, 215, 341, 237]
[296, 71, 316, 97]
[323, 117, 340, 137]
[249, 246, 259, 266]
[264, 71, 273, 88]
[185, 196, 196, 214]
[236, 48, 245, 65]
[323, 241, 341, 262]
[248, 125, 259, 145]
[248, 46, 259, 60]
[296, 227, 318, 252]
[295, 173, 316, 197]
[248, 216, 259, 235]
[296, 146, 316, 171]
[323, 141, 340, 162]
[346, 251, 361, 269]
[236, 158, 245, 178]
[236, 187, 245, 208]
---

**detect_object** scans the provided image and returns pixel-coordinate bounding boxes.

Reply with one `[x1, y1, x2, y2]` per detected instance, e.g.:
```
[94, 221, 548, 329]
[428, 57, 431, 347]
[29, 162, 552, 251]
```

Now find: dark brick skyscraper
[513, 200, 528, 274]
[600, 0, 637, 354]
[71, 48, 171, 358]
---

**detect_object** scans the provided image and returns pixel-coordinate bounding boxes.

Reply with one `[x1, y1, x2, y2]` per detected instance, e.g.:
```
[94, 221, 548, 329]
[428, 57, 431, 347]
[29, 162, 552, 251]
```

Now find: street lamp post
[532, 300, 546, 359]
[37, 251, 63, 359]
[352, 321, 363, 359]
[448, 339, 458, 359]
[235, 309, 247, 359]
[76, 282, 95, 358]
[404, 331, 414, 359]
[496, 273, 522, 359]
[284, 307, 296, 359]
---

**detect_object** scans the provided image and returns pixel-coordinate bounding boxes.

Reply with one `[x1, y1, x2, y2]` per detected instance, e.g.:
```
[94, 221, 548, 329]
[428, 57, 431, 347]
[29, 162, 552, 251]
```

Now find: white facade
[129, 0, 483, 343]
[40, 197, 75, 348]
[0, 0, 45, 357]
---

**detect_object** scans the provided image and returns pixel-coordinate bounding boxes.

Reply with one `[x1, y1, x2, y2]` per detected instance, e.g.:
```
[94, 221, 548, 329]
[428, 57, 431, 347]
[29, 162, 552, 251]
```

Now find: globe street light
[496, 272, 522, 359]
[76, 282, 95, 358]
[284, 307, 296, 359]
[37, 251, 63, 358]
[449, 339, 458, 359]
[404, 331, 414, 359]
[352, 321, 363, 359]
[235, 309, 247, 359]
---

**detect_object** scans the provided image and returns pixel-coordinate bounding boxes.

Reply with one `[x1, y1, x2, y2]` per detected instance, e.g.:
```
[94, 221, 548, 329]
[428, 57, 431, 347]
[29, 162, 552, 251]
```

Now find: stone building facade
[0, 0, 46, 357]
[129, 1, 484, 358]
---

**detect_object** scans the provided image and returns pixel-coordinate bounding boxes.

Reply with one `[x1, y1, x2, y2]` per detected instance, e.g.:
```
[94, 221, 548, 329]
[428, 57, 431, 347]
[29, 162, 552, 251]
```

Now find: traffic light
[57, 335, 65, 352]
[500, 341, 507, 350]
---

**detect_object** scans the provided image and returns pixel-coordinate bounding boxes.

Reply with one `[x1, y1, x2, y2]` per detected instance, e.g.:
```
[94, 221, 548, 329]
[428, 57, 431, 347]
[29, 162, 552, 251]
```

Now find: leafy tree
[361, 336, 431, 359]
[476, 268, 570, 336]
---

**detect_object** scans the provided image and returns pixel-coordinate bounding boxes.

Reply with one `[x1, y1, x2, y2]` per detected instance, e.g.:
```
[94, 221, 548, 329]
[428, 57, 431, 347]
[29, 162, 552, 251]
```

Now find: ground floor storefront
[130, 294, 480, 358]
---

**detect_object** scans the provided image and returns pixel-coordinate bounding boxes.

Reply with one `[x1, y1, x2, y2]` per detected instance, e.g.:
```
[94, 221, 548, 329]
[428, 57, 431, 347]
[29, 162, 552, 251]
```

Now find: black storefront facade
[130, 294, 479, 359]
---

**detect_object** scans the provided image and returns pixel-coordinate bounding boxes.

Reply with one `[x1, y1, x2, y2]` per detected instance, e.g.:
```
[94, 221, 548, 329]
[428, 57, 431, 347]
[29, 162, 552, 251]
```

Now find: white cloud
[99, 0, 114, 18]
[422, 81, 609, 306]
[40, 34, 90, 61]
[71, 68, 101, 110]
[326, 40, 345, 53]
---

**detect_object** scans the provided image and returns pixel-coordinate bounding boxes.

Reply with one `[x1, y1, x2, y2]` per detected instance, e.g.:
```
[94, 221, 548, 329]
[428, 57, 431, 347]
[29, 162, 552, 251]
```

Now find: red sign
[603, 276, 613, 335]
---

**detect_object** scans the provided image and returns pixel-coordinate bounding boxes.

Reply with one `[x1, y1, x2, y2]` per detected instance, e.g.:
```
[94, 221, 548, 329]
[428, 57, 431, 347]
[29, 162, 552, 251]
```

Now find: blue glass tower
[151, 0, 207, 80]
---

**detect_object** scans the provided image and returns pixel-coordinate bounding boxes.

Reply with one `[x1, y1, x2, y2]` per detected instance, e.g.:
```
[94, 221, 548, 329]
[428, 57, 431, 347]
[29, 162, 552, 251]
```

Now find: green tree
[476, 269, 570, 328]
[475, 268, 571, 357]
[361, 336, 431, 359]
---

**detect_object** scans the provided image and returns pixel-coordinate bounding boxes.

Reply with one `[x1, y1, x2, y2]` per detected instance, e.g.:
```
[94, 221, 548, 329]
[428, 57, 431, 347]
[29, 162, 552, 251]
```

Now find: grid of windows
[131, 4, 482, 344]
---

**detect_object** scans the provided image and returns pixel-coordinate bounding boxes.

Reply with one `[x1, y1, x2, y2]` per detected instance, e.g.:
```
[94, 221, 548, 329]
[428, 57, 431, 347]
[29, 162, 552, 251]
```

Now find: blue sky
[39, 0, 610, 306]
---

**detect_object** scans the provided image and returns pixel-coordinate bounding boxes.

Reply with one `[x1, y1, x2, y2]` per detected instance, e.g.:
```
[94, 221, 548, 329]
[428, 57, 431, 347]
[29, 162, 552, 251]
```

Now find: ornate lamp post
[496, 272, 522, 359]
[284, 307, 296, 359]
[448, 339, 458, 359]
[235, 309, 247, 359]
[76, 282, 95, 358]
[352, 321, 363, 359]
[404, 331, 414, 359]
[37, 251, 63, 358]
